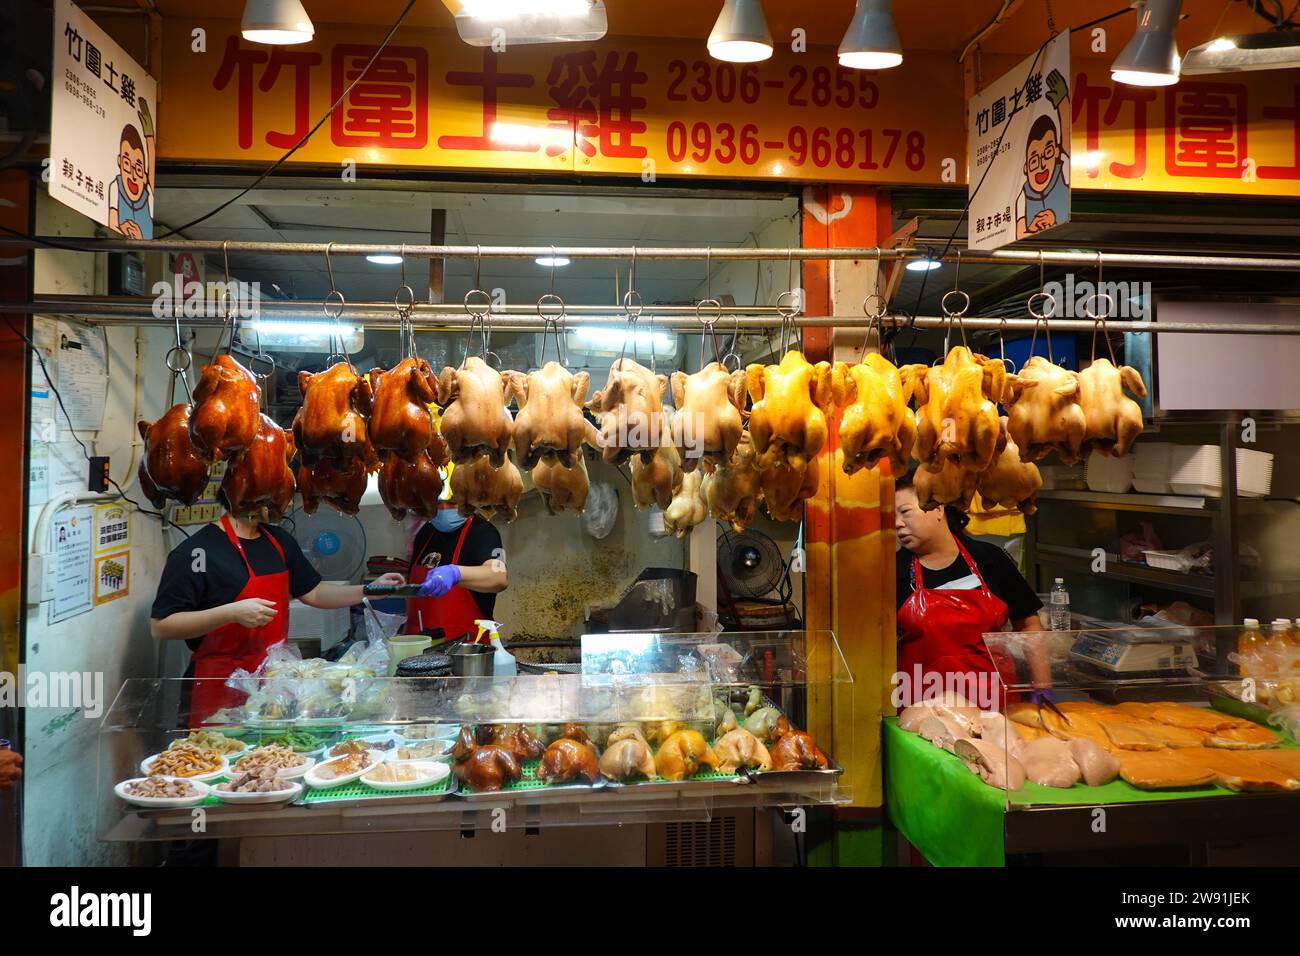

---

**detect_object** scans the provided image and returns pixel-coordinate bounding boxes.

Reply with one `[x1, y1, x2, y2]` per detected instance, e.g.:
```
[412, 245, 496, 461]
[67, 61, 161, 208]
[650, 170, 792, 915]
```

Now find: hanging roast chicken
[219, 413, 297, 521]
[505, 362, 596, 468]
[437, 356, 514, 467]
[367, 357, 439, 464]
[377, 442, 449, 521]
[298, 458, 368, 516]
[670, 362, 747, 473]
[745, 350, 835, 472]
[703, 430, 762, 532]
[835, 353, 919, 475]
[663, 468, 708, 537]
[450, 453, 524, 522]
[294, 362, 376, 469]
[762, 454, 819, 522]
[911, 346, 1005, 473]
[913, 457, 978, 512]
[589, 357, 670, 464]
[137, 404, 211, 508]
[1077, 358, 1147, 457]
[531, 454, 591, 515]
[630, 428, 683, 510]
[188, 354, 261, 461]
[976, 418, 1043, 515]
[1002, 356, 1085, 464]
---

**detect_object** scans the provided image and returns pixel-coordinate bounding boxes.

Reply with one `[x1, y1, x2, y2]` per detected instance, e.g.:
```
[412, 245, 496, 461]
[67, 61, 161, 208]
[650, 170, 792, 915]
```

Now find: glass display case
[98, 630, 853, 843]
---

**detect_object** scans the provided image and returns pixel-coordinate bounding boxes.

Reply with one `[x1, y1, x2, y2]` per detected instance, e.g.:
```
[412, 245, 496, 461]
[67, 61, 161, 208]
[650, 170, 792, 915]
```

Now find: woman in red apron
[894, 473, 1051, 710]
[150, 511, 405, 726]
[404, 506, 509, 639]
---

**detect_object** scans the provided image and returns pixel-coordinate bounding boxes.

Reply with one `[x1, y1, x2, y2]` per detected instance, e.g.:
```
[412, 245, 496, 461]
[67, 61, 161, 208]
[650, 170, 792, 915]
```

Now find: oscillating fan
[716, 527, 799, 630]
[284, 507, 367, 581]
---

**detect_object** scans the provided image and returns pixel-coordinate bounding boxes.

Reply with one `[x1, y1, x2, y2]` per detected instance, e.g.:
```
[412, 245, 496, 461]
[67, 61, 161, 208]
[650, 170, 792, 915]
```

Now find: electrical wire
[157, 0, 419, 238]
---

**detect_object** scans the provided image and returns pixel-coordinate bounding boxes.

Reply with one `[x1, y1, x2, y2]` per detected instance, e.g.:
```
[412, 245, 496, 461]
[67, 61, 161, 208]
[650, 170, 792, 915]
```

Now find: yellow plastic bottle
[1237, 618, 1263, 675]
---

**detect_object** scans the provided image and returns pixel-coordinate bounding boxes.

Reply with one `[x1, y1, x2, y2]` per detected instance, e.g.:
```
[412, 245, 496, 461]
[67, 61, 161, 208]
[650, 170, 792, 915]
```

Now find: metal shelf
[1034, 545, 1217, 597]
[1035, 489, 1215, 515]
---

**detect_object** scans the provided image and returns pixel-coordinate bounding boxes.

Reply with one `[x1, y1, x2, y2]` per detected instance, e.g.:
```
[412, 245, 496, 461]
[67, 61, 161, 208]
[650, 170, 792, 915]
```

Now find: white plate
[229, 752, 316, 780]
[385, 739, 454, 763]
[140, 752, 228, 783]
[168, 738, 250, 759]
[361, 760, 451, 792]
[304, 750, 385, 789]
[115, 776, 211, 809]
[212, 779, 303, 805]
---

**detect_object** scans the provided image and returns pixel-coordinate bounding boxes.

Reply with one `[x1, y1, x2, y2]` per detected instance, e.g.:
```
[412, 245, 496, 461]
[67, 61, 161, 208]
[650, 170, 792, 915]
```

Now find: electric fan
[715, 526, 800, 630]
[283, 507, 367, 581]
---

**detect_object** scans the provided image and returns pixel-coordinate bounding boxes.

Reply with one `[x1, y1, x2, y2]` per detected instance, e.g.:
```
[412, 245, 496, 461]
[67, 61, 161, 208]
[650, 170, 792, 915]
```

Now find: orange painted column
[802, 185, 895, 810]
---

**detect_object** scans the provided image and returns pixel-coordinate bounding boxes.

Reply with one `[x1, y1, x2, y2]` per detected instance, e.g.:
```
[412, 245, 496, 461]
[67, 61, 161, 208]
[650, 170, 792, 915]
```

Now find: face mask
[431, 509, 467, 533]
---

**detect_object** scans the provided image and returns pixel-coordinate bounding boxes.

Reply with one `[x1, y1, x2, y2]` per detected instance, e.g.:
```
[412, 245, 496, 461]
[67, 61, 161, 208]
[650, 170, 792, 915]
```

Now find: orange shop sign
[158, 20, 965, 184]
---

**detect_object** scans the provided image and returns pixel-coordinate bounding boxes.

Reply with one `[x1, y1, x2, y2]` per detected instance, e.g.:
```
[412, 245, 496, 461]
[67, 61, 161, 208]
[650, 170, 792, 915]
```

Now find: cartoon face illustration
[118, 127, 147, 202]
[1023, 115, 1059, 193]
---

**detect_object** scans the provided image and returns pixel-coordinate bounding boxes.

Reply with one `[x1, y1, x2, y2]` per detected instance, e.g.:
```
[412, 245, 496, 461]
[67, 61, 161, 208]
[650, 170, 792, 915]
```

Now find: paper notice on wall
[50, 505, 94, 624]
[30, 321, 56, 438]
[29, 443, 50, 504]
[47, 441, 91, 498]
[94, 501, 131, 554]
[967, 30, 1071, 251]
[93, 550, 130, 606]
[53, 321, 108, 431]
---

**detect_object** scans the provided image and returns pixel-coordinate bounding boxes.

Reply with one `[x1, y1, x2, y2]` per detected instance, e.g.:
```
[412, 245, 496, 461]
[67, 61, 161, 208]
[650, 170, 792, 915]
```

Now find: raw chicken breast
[1068, 739, 1121, 787]
[954, 738, 1027, 791]
[1020, 737, 1082, 788]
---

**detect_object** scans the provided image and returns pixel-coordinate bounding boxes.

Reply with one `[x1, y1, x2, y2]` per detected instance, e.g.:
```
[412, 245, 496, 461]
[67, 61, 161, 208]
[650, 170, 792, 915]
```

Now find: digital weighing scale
[1069, 629, 1198, 675]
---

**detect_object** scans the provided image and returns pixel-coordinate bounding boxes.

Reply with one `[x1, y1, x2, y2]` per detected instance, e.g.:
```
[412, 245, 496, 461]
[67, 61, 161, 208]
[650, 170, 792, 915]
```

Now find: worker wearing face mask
[404, 468, 509, 639]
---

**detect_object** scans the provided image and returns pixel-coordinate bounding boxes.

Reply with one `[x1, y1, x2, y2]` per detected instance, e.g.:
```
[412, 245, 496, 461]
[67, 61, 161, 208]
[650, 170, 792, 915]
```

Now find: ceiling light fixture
[708, 0, 773, 63]
[905, 249, 941, 272]
[838, 0, 903, 70]
[536, 256, 571, 267]
[366, 254, 403, 265]
[454, 0, 607, 46]
[240, 0, 315, 45]
[1111, 0, 1182, 87]
[1182, 29, 1300, 74]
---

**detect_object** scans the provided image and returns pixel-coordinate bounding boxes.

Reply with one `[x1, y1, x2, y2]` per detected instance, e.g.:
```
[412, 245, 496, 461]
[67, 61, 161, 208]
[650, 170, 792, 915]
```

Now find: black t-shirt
[151, 523, 323, 649]
[895, 535, 1042, 623]
[409, 516, 503, 618]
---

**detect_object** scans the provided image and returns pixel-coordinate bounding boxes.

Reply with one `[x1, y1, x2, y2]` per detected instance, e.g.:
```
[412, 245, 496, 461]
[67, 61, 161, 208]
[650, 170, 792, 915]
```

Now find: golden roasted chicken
[437, 356, 514, 466]
[703, 430, 762, 531]
[1002, 356, 1085, 464]
[714, 728, 773, 774]
[450, 453, 524, 522]
[137, 403, 210, 508]
[911, 346, 1004, 472]
[505, 362, 595, 468]
[654, 729, 720, 781]
[670, 362, 747, 472]
[536, 737, 601, 785]
[298, 459, 368, 516]
[589, 357, 670, 464]
[219, 413, 296, 521]
[976, 418, 1043, 515]
[377, 448, 446, 520]
[188, 354, 261, 461]
[835, 353, 918, 475]
[598, 738, 657, 781]
[769, 726, 830, 771]
[489, 724, 547, 761]
[745, 350, 835, 471]
[761, 455, 819, 522]
[663, 469, 708, 537]
[294, 362, 375, 469]
[1077, 358, 1147, 457]
[629, 429, 683, 510]
[367, 357, 439, 464]
[913, 458, 978, 512]
[531, 453, 590, 515]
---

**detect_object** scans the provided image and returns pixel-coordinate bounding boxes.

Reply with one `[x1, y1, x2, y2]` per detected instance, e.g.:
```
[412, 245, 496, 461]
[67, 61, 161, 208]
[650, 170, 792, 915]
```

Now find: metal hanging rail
[4, 236, 1300, 271]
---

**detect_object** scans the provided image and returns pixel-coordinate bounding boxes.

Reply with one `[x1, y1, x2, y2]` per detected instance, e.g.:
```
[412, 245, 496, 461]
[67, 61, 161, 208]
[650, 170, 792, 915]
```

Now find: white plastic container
[1167, 445, 1273, 497]
[1142, 549, 1194, 572]
[1086, 452, 1133, 493]
[1130, 442, 1173, 493]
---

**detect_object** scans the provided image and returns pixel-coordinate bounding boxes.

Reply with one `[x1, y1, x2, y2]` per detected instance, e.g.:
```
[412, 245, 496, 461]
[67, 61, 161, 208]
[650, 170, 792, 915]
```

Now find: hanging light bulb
[241, 0, 314, 45]
[1111, 0, 1182, 87]
[708, 0, 773, 63]
[838, 0, 903, 70]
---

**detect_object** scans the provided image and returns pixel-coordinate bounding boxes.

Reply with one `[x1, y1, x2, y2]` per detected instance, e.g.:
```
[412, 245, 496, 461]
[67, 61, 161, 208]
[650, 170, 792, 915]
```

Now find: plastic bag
[1118, 521, 1160, 562]
[1268, 703, 1300, 743]
[581, 482, 618, 539]
[362, 599, 407, 646]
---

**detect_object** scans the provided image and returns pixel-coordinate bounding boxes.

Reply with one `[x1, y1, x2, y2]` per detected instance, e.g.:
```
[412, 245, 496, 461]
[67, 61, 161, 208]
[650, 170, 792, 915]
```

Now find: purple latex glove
[417, 565, 461, 598]
[1031, 690, 1057, 707]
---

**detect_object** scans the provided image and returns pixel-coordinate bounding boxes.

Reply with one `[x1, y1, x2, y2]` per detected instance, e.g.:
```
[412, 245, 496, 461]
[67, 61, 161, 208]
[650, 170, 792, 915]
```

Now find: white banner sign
[968, 31, 1071, 251]
[50, 0, 158, 238]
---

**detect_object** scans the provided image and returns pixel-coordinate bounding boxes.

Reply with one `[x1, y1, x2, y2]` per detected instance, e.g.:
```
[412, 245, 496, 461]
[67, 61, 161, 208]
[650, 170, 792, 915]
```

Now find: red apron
[897, 537, 1009, 709]
[404, 515, 482, 640]
[190, 516, 291, 726]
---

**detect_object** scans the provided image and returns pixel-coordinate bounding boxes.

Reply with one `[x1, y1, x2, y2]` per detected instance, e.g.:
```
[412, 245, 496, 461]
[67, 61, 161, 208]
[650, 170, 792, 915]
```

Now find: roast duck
[376, 440, 449, 520]
[745, 350, 835, 472]
[1002, 355, 1086, 464]
[629, 429, 683, 510]
[663, 468, 708, 537]
[505, 362, 596, 469]
[137, 403, 210, 508]
[976, 418, 1043, 515]
[219, 413, 297, 521]
[367, 357, 439, 464]
[531, 453, 590, 515]
[670, 362, 747, 472]
[188, 354, 261, 461]
[1077, 358, 1147, 457]
[911, 346, 1005, 473]
[654, 729, 720, 781]
[298, 457, 368, 516]
[536, 737, 601, 785]
[293, 363, 376, 469]
[437, 356, 515, 466]
[450, 452, 523, 522]
[703, 430, 762, 532]
[589, 357, 670, 464]
[835, 353, 918, 475]
[451, 726, 522, 792]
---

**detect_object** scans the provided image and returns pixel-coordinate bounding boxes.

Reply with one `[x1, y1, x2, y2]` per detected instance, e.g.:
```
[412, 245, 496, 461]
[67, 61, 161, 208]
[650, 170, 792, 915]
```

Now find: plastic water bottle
[1049, 578, 1071, 630]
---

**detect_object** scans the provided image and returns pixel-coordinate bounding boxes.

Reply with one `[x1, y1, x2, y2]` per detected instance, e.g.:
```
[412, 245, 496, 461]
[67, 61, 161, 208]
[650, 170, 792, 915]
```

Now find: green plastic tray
[303, 773, 452, 804]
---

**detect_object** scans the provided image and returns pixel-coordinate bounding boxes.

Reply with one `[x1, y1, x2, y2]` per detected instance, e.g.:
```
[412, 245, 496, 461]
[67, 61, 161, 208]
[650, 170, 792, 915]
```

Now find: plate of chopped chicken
[304, 750, 383, 789]
[115, 775, 212, 808]
[214, 767, 303, 804]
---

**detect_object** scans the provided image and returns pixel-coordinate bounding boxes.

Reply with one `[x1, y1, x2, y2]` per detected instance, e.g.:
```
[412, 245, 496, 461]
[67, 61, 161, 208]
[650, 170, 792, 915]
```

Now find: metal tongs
[1035, 691, 1072, 726]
